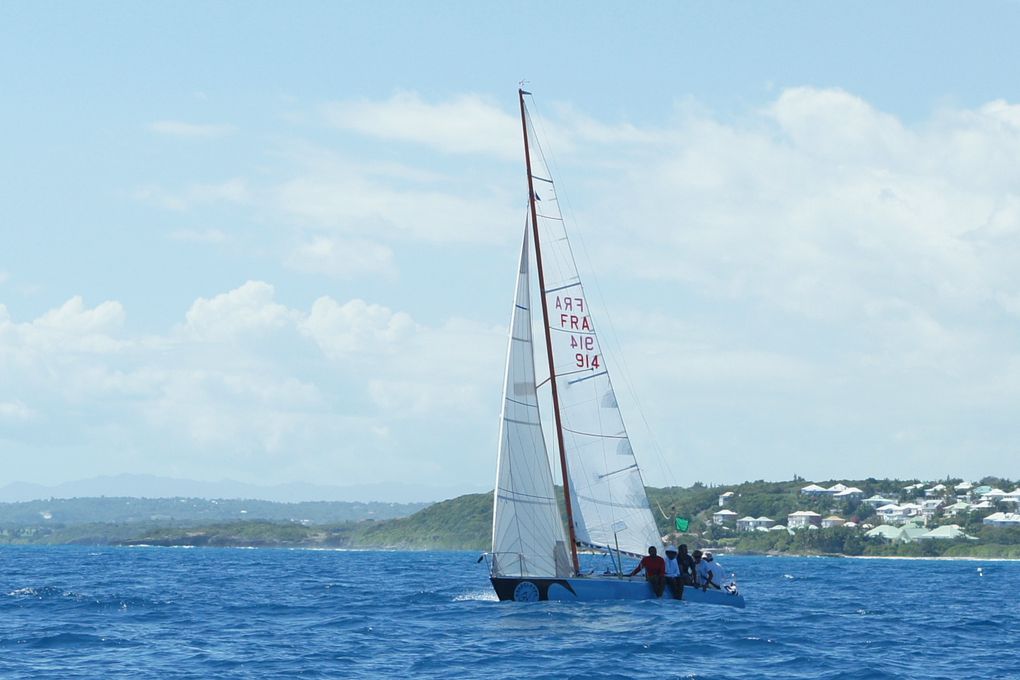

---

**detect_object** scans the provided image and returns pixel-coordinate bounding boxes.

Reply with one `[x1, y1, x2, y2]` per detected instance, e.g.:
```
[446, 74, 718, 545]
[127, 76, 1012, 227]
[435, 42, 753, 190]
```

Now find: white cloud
[0, 296, 127, 356]
[768, 87, 911, 163]
[0, 282, 505, 487]
[148, 120, 236, 138]
[325, 92, 521, 159]
[321, 92, 666, 164]
[285, 236, 396, 279]
[271, 155, 513, 244]
[182, 281, 300, 341]
[577, 87, 1020, 331]
[300, 297, 414, 357]
[364, 317, 504, 418]
[11, 88, 1020, 488]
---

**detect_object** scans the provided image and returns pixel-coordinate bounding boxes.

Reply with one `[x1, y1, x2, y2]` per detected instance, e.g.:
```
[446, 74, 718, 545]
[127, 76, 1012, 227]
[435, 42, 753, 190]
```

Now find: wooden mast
[518, 88, 581, 575]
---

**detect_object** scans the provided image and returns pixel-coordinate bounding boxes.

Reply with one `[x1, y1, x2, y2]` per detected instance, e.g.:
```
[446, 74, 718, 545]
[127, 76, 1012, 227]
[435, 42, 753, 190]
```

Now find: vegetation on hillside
[1, 478, 1018, 558]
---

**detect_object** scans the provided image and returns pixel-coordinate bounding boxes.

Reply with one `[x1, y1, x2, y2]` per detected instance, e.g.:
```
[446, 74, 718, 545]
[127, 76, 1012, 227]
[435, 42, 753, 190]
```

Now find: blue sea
[1, 547, 1017, 679]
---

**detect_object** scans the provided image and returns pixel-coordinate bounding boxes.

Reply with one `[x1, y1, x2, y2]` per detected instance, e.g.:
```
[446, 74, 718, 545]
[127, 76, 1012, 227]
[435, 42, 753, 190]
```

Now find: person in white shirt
[693, 550, 709, 587]
[663, 545, 684, 599]
[701, 551, 726, 591]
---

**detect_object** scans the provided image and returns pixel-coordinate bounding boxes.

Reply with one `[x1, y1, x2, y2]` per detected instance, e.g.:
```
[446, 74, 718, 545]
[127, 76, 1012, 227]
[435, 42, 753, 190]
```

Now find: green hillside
[349, 492, 493, 550]
[2, 477, 1019, 558]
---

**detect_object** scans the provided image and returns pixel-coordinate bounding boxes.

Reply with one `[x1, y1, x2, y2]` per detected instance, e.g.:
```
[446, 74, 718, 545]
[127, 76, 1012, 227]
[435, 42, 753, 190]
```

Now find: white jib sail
[491, 225, 572, 578]
[523, 104, 662, 559]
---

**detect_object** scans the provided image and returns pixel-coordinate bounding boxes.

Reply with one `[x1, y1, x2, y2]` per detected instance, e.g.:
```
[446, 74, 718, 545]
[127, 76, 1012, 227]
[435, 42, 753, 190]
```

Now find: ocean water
[1, 547, 1017, 679]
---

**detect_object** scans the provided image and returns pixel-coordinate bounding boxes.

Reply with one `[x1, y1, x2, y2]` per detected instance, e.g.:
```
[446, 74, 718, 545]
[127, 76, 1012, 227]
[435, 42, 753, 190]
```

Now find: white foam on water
[453, 590, 498, 602]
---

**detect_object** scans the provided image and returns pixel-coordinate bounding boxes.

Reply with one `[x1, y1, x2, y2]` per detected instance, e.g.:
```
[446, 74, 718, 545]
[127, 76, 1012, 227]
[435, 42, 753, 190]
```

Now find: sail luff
[519, 88, 580, 576]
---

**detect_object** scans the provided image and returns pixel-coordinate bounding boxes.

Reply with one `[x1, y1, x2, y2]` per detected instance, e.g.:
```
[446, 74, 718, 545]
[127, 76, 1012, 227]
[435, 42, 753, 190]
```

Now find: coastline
[733, 550, 1020, 562]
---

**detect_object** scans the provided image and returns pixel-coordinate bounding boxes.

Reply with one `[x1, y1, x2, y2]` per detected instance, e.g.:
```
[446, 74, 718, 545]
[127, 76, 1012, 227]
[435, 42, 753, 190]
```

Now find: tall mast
[518, 88, 580, 575]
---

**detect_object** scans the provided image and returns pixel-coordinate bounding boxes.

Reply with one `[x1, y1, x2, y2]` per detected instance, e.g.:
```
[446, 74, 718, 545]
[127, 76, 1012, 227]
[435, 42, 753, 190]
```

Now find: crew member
[628, 545, 666, 597]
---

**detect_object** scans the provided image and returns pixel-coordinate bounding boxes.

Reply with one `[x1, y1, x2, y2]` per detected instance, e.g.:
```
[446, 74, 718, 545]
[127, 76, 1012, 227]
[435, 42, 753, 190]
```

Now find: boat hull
[490, 576, 746, 608]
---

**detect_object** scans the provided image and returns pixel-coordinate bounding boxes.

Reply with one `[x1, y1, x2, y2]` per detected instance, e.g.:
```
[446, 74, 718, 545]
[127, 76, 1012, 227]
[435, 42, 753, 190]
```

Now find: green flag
[675, 517, 689, 532]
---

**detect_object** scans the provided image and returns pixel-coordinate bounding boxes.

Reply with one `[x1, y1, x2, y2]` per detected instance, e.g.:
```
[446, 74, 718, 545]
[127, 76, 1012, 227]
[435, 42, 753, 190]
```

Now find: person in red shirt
[628, 546, 666, 597]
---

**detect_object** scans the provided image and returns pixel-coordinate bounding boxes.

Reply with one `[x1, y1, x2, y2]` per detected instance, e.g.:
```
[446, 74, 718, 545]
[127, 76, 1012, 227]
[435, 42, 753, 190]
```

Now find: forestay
[523, 104, 662, 559]
[491, 227, 572, 578]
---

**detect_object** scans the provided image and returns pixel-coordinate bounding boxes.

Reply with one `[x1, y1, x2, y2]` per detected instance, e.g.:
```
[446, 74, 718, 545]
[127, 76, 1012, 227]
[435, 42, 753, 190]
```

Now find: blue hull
[491, 576, 746, 608]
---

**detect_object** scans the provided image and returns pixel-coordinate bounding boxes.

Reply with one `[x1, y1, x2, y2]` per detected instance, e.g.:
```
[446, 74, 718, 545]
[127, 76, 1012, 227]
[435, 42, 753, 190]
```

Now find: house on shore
[944, 500, 972, 517]
[712, 509, 738, 526]
[983, 512, 1020, 527]
[919, 524, 974, 540]
[866, 523, 928, 543]
[736, 516, 776, 532]
[800, 484, 828, 496]
[788, 510, 822, 529]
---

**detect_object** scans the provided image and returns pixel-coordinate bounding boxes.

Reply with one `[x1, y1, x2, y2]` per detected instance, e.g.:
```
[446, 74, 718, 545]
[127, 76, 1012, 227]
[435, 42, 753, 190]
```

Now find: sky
[2, 2, 1020, 500]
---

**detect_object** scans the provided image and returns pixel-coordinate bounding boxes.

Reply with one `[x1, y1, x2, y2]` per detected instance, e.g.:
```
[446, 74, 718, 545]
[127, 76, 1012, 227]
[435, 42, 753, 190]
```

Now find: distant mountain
[0, 496, 430, 526]
[0, 474, 484, 504]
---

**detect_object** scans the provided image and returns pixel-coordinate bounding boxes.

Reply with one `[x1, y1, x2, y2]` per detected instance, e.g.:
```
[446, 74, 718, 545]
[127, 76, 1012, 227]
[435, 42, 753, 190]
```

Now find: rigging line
[561, 425, 627, 440]
[577, 541, 643, 559]
[567, 370, 607, 385]
[495, 492, 559, 507]
[543, 281, 581, 294]
[504, 396, 539, 408]
[597, 463, 639, 479]
[549, 326, 595, 336]
[555, 366, 592, 379]
[653, 499, 671, 520]
[529, 93, 678, 493]
[496, 486, 557, 501]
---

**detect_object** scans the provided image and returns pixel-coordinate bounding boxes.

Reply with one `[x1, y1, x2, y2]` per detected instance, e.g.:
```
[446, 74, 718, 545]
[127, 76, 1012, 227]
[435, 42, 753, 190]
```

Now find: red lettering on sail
[553, 296, 585, 312]
[559, 314, 592, 331]
[570, 336, 595, 351]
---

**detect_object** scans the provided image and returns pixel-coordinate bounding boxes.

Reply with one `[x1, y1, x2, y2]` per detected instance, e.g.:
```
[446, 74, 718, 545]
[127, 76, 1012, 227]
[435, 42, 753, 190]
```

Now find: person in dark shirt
[628, 545, 666, 597]
[677, 544, 697, 585]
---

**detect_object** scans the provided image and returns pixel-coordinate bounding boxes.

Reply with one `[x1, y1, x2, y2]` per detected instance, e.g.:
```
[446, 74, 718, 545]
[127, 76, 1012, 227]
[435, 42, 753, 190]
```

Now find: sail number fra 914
[553, 296, 599, 369]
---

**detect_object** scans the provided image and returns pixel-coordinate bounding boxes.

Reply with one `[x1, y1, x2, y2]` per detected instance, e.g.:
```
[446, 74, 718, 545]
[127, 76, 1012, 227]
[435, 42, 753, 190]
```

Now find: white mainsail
[491, 226, 572, 578]
[523, 106, 663, 559]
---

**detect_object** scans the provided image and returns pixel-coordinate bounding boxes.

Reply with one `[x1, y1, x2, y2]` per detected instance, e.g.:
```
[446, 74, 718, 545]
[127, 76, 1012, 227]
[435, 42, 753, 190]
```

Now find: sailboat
[487, 89, 745, 607]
